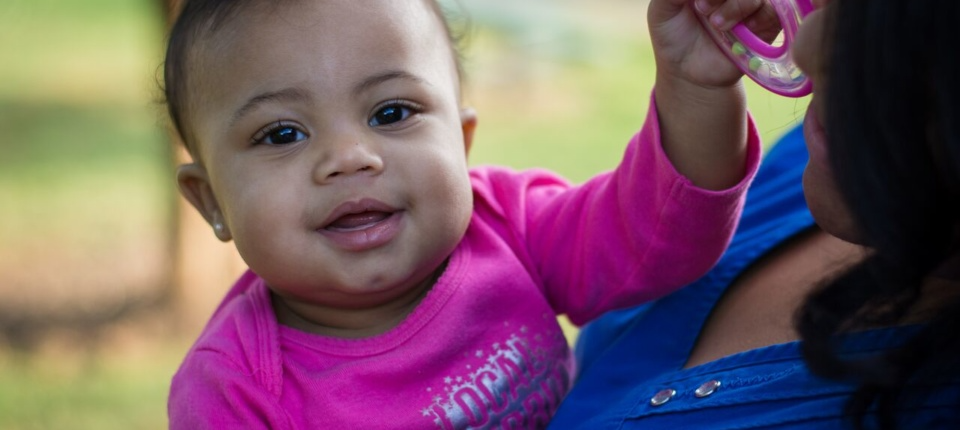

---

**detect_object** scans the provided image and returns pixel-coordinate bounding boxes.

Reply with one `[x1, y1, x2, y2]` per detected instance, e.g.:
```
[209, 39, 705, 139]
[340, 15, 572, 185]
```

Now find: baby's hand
[649, 0, 780, 90]
[647, 0, 776, 191]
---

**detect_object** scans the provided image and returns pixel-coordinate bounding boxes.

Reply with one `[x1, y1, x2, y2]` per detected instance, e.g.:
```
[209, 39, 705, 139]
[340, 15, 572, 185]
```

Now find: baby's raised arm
[506, 1, 772, 324]
[648, 0, 777, 190]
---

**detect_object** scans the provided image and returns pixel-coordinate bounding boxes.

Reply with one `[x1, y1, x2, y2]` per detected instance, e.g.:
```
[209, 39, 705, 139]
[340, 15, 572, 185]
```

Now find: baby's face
[179, 1, 475, 311]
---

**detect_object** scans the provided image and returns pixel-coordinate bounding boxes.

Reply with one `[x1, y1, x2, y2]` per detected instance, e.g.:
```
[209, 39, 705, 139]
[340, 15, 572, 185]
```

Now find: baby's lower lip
[317, 211, 402, 251]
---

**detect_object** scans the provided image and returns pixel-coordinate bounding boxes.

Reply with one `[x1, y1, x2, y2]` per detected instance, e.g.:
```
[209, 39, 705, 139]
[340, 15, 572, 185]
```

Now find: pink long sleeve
[469, 94, 761, 325]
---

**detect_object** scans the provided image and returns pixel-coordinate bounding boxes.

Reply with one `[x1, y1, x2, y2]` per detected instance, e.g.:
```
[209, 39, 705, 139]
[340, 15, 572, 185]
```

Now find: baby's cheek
[432, 168, 473, 238]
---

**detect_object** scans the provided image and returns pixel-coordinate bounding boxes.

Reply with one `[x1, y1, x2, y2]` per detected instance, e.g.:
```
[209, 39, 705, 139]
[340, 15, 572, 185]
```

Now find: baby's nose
[313, 139, 384, 184]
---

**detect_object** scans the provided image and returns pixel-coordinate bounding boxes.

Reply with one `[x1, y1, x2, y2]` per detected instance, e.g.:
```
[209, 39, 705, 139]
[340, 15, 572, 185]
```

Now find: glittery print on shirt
[422, 321, 572, 429]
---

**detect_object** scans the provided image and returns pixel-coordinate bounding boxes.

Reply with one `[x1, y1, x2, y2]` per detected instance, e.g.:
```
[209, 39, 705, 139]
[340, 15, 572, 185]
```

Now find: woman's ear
[460, 107, 478, 155]
[177, 163, 232, 242]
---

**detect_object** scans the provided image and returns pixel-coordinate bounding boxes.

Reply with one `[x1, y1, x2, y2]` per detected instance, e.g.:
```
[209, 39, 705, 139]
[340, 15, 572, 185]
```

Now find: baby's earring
[212, 221, 231, 241]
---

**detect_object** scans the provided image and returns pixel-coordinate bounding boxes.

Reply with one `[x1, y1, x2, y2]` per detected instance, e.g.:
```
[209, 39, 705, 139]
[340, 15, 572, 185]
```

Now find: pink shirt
[168, 102, 761, 429]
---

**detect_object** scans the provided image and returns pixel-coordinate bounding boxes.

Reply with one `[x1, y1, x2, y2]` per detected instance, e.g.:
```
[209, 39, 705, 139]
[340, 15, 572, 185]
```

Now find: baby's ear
[177, 163, 232, 242]
[460, 107, 478, 155]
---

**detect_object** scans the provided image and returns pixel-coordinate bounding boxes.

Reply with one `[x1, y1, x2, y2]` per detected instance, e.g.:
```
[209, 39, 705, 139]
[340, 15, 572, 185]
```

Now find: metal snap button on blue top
[650, 388, 676, 406]
[695, 380, 721, 398]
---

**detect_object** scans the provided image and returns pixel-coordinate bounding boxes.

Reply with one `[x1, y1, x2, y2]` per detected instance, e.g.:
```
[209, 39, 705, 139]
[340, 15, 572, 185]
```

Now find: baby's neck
[271, 261, 446, 338]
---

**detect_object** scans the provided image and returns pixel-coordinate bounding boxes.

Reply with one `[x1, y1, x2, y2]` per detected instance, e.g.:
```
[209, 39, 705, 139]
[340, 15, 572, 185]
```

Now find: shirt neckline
[672, 323, 922, 380]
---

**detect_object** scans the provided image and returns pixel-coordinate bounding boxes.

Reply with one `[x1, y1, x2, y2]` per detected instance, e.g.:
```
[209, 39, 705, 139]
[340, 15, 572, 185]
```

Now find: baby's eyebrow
[352, 70, 427, 97]
[229, 71, 426, 125]
[231, 87, 312, 125]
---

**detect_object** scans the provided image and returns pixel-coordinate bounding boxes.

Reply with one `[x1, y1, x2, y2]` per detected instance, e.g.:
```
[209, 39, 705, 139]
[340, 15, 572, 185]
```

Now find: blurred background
[0, 0, 808, 428]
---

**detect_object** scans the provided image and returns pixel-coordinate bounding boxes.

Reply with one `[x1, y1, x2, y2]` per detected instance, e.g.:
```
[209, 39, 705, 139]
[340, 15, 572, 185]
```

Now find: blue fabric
[549, 126, 960, 429]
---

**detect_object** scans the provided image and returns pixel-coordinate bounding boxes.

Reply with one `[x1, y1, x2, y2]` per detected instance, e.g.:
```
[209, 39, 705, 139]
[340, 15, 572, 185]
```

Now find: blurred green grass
[461, 0, 809, 181]
[0, 0, 172, 281]
[0, 0, 809, 428]
[0, 351, 180, 430]
[0, 0, 175, 429]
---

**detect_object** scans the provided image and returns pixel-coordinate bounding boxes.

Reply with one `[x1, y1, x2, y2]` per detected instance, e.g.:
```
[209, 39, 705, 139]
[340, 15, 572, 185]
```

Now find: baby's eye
[253, 123, 308, 146]
[369, 102, 418, 127]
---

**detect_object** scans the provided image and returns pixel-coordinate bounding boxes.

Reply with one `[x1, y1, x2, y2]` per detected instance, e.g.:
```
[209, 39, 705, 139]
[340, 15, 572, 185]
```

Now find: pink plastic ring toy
[697, 0, 814, 97]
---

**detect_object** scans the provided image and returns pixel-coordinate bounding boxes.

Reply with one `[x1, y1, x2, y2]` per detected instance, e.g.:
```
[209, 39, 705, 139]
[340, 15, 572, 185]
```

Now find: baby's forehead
[195, 0, 448, 41]
[179, 0, 461, 149]
[188, 0, 454, 73]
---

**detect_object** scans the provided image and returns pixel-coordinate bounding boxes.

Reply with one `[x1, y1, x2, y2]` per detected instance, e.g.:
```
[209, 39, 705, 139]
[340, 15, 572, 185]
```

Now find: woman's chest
[685, 231, 862, 368]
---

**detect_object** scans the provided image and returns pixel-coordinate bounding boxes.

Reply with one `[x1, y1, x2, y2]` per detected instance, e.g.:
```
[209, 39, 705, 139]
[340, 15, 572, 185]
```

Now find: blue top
[549, 127, 960, 429]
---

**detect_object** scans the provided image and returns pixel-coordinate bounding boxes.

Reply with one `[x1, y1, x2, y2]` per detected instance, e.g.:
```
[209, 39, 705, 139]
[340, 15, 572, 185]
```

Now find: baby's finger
[692, 0, 726, 16]
[742, 2, 781, 42]
[703, 0, 767, 31]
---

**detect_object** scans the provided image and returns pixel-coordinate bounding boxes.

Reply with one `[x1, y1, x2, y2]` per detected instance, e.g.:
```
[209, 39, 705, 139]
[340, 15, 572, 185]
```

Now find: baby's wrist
[654, 72, 745, 110]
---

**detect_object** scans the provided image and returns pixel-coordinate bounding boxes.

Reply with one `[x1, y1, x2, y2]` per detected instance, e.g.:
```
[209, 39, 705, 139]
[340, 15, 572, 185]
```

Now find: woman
[550, 0, 960, 428]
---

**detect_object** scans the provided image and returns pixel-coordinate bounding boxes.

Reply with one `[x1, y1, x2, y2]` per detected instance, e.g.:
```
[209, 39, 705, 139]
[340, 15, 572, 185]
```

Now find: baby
[164, 0, 763, 428]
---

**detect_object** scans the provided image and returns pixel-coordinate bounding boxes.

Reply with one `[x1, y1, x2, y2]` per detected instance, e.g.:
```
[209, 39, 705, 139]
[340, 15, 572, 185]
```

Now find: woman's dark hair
[161, 0, 468, 155]
[795, 0, 960, 428]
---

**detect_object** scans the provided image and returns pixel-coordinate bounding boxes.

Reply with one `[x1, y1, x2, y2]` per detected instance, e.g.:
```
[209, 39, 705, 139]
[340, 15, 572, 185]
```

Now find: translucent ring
[697, 0, 814, 97]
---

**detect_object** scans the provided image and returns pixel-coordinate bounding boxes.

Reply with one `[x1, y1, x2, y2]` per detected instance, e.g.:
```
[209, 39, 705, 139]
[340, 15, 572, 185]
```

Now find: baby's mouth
[324, 211, 393, 232]
[317, 201, 404, 251]
[316, 198, 404, 251]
